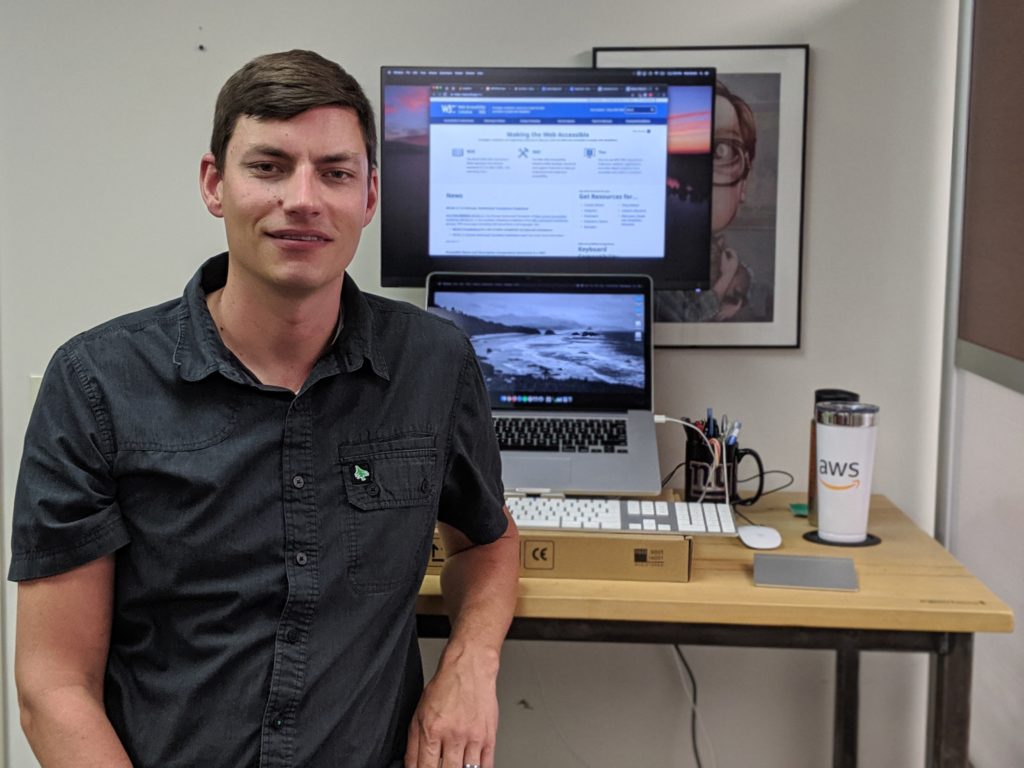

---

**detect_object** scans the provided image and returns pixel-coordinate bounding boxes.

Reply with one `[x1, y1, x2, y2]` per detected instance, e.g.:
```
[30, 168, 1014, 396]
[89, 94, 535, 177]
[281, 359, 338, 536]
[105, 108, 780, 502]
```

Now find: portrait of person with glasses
[657, 78, 776, 323]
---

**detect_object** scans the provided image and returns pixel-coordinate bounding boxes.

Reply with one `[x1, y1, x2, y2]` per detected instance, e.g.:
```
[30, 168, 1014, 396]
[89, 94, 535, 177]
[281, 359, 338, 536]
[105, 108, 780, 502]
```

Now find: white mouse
[737, 525, 782, 550]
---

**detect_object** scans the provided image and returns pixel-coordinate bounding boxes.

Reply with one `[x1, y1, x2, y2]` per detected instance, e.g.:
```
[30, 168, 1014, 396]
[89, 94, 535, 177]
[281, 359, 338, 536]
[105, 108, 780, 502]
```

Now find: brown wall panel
[958, 0, 1024, 361]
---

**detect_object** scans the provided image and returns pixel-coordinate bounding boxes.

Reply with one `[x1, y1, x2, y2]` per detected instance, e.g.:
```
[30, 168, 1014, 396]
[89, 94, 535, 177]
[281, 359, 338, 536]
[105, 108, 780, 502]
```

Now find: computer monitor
[380, 66, 716, 289]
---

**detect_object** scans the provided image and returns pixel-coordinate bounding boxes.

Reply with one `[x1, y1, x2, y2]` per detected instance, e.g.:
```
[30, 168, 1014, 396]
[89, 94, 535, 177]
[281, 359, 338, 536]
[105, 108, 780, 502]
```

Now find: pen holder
[684, 440, 764, 505]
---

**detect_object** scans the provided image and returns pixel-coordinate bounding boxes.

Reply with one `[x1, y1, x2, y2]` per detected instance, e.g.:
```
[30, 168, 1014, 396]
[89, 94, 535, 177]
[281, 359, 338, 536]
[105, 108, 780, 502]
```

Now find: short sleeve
[8, 345, 130, 581]
[437, 338, 507, 544]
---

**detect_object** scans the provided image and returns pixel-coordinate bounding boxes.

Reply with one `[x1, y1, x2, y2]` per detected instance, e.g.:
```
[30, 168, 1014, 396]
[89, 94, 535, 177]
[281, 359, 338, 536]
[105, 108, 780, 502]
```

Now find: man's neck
[206, 276, 343, 394]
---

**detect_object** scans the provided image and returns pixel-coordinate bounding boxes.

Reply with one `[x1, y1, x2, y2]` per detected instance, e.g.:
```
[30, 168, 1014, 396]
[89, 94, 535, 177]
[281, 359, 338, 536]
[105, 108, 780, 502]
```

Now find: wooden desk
[417, 494, 1014, 768]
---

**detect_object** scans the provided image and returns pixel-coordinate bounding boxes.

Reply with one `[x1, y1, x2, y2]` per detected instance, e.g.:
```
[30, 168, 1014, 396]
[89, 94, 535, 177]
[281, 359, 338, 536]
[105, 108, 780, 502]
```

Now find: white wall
[949, 371, 1024, 768]
[1, 1, 960, 765]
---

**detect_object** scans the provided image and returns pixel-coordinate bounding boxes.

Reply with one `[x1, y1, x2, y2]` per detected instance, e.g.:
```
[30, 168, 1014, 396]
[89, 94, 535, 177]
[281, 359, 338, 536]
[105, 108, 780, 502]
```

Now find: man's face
[710, 96, 749, 234]
[200, 106, 378, 297]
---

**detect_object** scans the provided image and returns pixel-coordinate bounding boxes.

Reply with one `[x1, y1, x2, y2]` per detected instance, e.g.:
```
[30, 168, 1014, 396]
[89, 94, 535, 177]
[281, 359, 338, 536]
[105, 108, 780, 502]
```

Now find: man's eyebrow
[320, 151, 362, 165]
[242, 144, 291, 160]
[239, 146, 362, 165]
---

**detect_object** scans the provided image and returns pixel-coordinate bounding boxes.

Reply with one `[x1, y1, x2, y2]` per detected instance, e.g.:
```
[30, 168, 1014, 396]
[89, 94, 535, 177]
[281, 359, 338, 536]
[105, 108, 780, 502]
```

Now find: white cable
[721, 437, 731, 508]
[654, 415, 723, 504]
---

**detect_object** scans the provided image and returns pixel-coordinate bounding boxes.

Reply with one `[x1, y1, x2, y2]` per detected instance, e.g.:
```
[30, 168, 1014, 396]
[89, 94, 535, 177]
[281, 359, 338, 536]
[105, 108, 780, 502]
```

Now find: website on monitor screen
[380, 67, 716, 289]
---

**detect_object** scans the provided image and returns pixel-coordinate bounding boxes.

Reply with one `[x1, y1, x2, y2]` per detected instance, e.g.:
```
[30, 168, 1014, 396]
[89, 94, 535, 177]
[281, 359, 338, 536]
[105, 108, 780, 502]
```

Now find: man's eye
[324, 169, 351, 181]
[250, 162, 279, 174]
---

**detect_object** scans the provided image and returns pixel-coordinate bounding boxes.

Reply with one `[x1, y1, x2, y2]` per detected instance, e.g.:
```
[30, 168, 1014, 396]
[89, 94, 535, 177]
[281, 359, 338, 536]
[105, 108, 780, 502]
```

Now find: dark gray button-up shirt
[9, 254, 507, 767]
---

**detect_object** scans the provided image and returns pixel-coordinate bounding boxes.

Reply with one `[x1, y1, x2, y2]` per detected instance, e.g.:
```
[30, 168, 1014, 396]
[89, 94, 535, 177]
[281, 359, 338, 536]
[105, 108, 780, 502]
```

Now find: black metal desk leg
[834, 648, 859, 768]
[927, 633, 973, 768]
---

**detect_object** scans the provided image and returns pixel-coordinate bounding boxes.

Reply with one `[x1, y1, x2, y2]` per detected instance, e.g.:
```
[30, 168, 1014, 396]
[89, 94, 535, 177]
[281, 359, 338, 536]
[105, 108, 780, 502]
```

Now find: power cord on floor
[673, 646, 719, 768]
[517, 642, 725, 767]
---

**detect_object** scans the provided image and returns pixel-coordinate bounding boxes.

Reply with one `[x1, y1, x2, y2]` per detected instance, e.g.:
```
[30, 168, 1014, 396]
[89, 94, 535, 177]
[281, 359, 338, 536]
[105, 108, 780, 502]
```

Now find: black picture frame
[594, 45, 809, 347]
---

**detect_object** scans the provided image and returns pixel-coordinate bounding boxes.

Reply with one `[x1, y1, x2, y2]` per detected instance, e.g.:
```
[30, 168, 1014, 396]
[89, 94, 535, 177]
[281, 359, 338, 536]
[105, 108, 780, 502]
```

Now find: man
[10, 49, 519, 768]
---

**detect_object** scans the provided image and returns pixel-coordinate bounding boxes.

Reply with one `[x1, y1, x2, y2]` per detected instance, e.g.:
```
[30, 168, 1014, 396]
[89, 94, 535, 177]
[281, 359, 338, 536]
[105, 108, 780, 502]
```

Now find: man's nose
[281, 166, 320, 215]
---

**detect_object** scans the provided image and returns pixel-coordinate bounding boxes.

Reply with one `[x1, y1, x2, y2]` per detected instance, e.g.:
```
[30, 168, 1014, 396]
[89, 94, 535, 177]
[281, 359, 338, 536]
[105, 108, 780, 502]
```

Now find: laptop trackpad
[505, 456, 571, 491]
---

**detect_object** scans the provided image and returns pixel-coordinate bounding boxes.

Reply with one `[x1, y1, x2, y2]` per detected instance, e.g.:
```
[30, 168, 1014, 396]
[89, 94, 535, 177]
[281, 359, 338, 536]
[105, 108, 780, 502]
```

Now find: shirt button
[271, 716, 284, 730]
[420, 478, 431, 494]
[367, 483, 380, 497]
[295, 551, 308, 566]
[285, 627, 299, 643]
[292, 475, 305, 489]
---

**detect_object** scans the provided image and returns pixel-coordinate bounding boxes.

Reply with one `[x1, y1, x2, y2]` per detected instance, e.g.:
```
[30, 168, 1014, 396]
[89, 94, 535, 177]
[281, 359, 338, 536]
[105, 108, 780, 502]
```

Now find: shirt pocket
[339, 437, 439, 595]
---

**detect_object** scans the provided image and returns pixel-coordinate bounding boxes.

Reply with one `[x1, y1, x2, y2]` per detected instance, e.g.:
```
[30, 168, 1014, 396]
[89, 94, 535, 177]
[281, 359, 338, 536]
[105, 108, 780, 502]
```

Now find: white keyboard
[506, 496, 738, 537]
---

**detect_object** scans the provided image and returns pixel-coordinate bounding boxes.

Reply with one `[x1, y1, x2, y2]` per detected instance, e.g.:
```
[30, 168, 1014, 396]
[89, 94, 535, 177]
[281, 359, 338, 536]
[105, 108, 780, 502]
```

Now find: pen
[726, 420, 742, 446]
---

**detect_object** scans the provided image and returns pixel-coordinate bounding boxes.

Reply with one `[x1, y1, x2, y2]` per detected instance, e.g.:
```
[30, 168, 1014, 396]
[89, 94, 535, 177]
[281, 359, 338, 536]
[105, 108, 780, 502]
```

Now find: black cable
[733, 470, 796, 525]
[735, 469, 795, 496]
[665, 466, 795, 499]
[734, 507, 756, 526]
[661, 461, 687, 488]
[674, 645, 703, 768]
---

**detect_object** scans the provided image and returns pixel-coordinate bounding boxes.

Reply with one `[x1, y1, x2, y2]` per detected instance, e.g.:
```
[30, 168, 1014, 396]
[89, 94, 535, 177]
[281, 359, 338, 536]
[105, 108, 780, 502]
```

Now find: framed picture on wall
[594, 45, 809, 347]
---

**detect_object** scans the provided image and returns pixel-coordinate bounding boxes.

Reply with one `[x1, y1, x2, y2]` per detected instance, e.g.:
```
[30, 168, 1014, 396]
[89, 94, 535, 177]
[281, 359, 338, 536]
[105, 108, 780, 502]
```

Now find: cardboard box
[427, 528, 693, 583]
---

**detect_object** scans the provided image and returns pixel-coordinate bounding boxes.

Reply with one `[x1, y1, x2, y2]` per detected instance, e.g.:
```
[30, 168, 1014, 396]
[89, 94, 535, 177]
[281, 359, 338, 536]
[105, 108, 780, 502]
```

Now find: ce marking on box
[429, 541, 446, 567]
[523, 539, 555, 570]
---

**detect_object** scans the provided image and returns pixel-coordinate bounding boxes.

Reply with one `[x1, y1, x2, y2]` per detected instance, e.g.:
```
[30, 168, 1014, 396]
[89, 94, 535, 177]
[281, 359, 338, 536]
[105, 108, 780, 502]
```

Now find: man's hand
[406, 507, 518, 768]
[405, 642, 500, 768]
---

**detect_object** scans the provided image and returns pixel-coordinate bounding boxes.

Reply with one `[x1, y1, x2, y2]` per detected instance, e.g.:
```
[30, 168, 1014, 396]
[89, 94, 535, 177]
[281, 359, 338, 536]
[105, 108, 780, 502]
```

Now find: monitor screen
[380, 66, 716, 289]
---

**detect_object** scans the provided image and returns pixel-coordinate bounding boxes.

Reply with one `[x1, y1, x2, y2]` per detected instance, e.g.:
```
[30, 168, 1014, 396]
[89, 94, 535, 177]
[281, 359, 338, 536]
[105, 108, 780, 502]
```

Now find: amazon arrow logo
[821, 478, 861, 491]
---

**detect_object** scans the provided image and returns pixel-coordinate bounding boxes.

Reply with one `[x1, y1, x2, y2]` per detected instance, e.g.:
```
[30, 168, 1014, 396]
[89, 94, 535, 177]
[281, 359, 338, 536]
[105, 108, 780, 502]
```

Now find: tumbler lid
[816, 401, 879, 427]
[814, 388, 859, 404]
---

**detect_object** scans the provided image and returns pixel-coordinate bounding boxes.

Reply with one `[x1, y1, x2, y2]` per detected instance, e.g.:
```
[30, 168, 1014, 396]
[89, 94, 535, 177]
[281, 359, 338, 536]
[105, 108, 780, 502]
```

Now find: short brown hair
[716, 80, 757, 166]
[210, 50, 377, 173]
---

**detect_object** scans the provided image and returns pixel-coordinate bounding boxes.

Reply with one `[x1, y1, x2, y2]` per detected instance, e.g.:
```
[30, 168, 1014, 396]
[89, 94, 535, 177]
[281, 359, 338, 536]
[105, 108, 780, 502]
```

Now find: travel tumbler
[807, 389, 859, 526]
[815, 402, 879, 544]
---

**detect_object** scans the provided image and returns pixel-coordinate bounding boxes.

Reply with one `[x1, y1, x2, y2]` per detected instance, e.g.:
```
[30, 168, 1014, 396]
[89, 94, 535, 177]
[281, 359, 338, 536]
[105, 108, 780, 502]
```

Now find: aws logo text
[819, 459, 861, 491]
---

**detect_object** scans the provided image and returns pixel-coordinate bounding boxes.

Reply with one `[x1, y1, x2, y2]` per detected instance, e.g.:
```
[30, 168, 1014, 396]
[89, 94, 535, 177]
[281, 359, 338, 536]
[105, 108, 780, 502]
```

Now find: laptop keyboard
[506, 496, 737, 536]
[494, 416, 628, 453]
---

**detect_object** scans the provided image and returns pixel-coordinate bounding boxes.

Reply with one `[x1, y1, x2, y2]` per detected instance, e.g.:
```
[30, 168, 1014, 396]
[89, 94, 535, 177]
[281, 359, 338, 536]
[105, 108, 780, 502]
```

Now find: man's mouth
[269, 231, 331, 242]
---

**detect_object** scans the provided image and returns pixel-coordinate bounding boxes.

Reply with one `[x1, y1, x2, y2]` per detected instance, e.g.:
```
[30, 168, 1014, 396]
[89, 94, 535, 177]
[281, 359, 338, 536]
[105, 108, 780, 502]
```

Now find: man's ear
[199, 153, 224, 218]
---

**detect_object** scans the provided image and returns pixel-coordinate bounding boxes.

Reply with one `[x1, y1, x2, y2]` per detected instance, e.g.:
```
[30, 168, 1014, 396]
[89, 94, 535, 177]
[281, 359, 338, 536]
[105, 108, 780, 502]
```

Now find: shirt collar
[174, 253, 389, 384]
[334, 269, 390, 381]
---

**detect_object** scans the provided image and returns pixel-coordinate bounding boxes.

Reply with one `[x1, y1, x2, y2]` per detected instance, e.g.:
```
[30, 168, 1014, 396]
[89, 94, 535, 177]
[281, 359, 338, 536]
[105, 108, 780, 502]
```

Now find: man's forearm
[439, 516, 519, 657]
[405, 517, 519, 767]
[20, 685, 132, 768]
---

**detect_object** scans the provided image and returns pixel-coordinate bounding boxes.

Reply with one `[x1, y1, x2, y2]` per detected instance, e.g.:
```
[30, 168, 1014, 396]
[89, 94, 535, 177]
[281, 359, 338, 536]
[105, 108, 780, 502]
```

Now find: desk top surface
[417, 494, 1014, 634]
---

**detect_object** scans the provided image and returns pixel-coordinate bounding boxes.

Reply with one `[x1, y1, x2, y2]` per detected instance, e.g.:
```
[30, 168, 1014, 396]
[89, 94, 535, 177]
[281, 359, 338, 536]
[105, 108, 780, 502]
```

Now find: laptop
[425, 272, 662, 496]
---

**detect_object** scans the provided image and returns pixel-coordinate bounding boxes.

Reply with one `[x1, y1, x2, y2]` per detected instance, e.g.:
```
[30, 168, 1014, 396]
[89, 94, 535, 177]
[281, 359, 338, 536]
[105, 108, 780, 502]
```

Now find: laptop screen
[426, 273, 652, 412]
